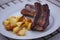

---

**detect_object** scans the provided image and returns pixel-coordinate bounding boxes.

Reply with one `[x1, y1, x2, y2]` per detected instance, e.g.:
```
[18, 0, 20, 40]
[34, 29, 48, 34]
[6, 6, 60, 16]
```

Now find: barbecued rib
[21, 4, 36, 17]
[31, 2, 43, 31]
[42, 4, 50, 29]
[31, 2, 50, 31]
[21, 9, 35, 17]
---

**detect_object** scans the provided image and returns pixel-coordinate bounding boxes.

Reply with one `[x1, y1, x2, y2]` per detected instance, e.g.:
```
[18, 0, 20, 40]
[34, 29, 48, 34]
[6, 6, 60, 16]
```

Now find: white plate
[0, 0, 60, 39]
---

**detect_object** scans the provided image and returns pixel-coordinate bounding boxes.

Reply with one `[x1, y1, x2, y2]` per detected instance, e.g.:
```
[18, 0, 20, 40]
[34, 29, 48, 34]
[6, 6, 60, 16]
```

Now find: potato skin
[5, 24, 14, 31]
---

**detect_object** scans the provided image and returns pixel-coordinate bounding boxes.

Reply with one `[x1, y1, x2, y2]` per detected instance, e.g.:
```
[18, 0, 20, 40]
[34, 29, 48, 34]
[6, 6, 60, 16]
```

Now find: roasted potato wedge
[26, 18, 32, 23]
[17, 16, 25, 22]
[16, 22, 24, 27]
[3, 20, 10, 26]
[27, 23, 32, 30]
[17, 27, 26, 36]
[13, 26, 21, 33]
[5, 24, 13, 31]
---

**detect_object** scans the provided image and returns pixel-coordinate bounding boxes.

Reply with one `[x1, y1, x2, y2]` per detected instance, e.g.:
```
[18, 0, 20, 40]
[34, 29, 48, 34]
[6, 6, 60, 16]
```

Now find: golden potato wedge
[16, 16, 22, 22]
[10, 18, 17, 27]
[16, 22, 24, 27]
[26, 18, 32, 23]
[8, 16, 16, 21]
[27, 23, 32, 30]
[17, 27, 26, 36]
[3, 20, 10, 27]
[22, 20, 26, 23]
[24, 22, 29, 28]
[17, 16, 25, 22]
[5, 24, 13, 31]
[13, 26, 21, 33]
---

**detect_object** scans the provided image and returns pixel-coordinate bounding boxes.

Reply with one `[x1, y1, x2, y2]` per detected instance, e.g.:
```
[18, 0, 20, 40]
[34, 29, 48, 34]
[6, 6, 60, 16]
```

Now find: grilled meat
[31, 2, 50, 31]
[21, 4, 36, 17]
[21, 9, 36, 17]
[21, 2, 50, 31]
